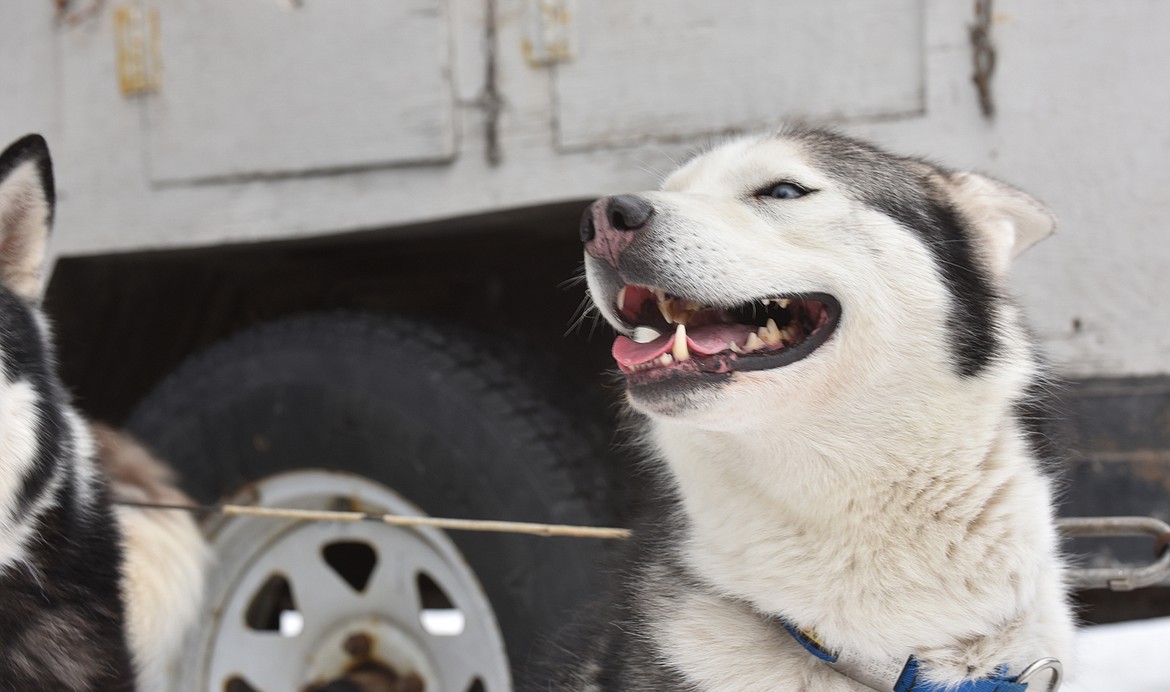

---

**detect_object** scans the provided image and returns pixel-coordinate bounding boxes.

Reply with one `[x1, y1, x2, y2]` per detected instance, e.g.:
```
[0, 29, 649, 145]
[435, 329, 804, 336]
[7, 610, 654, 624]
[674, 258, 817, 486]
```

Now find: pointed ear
[0, 134, 55, 301]
[946, 171, 1055, 275]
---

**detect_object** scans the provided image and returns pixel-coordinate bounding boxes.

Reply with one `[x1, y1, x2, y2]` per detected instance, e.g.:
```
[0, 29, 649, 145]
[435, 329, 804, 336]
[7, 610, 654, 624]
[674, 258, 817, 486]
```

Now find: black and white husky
[0, 134, 137, 690]
[564, 127, 1074, 691]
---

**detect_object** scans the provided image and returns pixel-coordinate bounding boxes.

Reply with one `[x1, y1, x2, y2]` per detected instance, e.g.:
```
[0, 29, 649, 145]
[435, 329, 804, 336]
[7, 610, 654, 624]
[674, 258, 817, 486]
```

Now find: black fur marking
[784, 126, 1001, 377]
[1013, 369, 1070, 480]
[0, 480, 136, 692]
[0, 289, 68, 517]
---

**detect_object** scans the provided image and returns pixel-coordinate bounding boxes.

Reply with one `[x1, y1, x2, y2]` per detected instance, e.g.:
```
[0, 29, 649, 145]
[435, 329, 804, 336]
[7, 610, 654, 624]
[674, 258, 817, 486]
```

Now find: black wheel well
[45, 200, 616, 424]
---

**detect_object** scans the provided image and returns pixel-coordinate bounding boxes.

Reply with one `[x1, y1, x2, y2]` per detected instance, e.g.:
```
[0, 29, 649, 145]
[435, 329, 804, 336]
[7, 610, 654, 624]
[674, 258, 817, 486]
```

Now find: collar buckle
[1015, 657, 1062, 692]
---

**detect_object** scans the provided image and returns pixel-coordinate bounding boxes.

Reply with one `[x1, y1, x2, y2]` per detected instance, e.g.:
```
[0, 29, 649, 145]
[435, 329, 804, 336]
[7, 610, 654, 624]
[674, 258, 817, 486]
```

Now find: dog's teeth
[745, 332, 765, 352]
[777, 298, 791, 308]
[673, 324, 690, 362]
[617, 286, 627, 311]
[632, 326, 662, 343]
[728, 341, 742, 353]
[763, 318, 782, 345]
[658, 300, 674, 324]
[657, 353, 673, 366]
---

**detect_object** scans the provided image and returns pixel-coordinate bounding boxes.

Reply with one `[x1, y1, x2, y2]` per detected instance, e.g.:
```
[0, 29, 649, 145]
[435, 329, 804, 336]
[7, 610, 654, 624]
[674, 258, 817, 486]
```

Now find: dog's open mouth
[611, 285, 840, 380]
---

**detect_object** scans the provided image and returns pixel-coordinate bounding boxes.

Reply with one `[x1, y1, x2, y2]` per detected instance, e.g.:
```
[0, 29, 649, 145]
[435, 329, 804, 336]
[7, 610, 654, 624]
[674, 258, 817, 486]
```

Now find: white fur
[0, 372, 51, 572]
[946, 171, 1057, 276]
[94, 424, 210, 691]
[115, 504, 208, 689]
[586, 134, 1074, 690]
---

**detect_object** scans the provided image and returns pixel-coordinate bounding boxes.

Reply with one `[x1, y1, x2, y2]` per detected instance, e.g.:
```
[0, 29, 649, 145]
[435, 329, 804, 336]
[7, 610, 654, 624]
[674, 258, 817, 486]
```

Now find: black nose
[606, 195, 654, 232]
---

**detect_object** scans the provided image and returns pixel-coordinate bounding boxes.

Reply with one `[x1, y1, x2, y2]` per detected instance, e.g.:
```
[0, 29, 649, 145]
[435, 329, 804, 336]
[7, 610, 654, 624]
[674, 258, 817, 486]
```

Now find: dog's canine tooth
[658, 299, 674, 324]
[617, 286, 627, 311]
[673, 324, 690, 361]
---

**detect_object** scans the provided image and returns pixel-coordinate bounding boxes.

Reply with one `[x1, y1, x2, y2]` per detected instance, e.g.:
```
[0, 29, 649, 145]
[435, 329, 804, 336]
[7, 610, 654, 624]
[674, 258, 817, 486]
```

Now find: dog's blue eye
[762, 182, 808, 200]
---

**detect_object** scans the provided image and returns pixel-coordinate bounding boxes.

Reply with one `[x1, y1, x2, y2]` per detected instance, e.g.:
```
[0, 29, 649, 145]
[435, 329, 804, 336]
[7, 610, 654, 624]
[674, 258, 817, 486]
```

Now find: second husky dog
[0, 136, 137, 689]
[0, 134, 207, 691]
[562, 126, 1073, 691]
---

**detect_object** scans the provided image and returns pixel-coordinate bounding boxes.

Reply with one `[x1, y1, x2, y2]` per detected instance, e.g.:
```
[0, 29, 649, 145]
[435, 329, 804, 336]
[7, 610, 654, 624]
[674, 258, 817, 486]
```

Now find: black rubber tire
[125, 312, 621, 677]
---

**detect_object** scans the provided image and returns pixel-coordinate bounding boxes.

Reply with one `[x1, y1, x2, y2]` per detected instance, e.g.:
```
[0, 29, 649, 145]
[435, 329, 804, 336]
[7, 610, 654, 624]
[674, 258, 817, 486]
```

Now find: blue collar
[781, 621, 1047, 692]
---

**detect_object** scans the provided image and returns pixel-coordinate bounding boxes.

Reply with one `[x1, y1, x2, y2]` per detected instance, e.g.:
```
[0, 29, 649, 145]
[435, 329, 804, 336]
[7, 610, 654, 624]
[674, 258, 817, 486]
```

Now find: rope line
[115, 500, 632, 540]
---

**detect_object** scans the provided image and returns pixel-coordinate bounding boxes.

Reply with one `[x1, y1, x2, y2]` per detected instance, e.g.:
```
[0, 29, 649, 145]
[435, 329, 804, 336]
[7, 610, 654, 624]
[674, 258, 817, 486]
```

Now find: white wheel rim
[172, 469, 512, 692]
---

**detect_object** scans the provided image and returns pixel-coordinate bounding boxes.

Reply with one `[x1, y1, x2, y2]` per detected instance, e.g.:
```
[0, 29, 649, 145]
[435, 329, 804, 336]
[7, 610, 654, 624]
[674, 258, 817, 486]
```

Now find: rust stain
[1130, 455, 1170, 494]
[304, 630, 424, 692]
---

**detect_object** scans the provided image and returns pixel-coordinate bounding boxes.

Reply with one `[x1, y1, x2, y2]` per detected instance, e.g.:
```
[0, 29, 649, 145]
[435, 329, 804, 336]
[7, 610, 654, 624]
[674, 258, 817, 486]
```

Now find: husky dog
[0, 135, 206, 691]
[0, 134, 137, 690]
[564, 126, 1074, 691]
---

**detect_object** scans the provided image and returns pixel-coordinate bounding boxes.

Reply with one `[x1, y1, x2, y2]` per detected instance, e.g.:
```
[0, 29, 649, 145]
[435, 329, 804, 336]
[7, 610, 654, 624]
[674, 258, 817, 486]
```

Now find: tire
[125, 312, 621, 678]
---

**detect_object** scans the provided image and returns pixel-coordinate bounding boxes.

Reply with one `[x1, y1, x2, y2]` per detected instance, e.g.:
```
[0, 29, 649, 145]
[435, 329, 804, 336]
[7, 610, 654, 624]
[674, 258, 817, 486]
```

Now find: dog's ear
[945, 171, 1055, 275]
[0, 135, 54, 301]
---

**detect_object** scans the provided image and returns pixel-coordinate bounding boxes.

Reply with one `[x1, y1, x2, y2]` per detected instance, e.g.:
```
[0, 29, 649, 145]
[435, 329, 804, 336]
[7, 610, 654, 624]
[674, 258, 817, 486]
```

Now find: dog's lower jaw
[647, 416, 1074, 690]
[624, 375, 732, 420]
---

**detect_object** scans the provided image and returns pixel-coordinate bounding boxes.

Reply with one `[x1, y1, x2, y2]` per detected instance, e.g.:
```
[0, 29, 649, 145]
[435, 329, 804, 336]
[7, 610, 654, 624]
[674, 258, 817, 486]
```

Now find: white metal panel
[22, 0, 1170, 377]
[0, 3, 59, 146]
[144, 0, 456, 183]
[552, 0, 924, 149]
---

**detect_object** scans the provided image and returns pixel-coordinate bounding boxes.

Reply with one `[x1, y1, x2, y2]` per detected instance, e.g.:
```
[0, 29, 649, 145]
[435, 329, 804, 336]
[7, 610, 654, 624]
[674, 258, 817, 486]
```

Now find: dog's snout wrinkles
[583, 195, 654, 268]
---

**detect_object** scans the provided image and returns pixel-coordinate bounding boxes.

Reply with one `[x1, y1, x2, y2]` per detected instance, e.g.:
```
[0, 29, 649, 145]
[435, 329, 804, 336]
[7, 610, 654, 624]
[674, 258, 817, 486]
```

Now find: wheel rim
[174, 469, 512, 692]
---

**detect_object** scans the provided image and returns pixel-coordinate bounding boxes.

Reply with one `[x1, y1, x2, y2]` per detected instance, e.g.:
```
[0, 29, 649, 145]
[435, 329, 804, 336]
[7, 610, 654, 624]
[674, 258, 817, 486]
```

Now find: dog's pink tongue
[612, 334, 672, 367]
[686, 323, 754, 355]
[612, 324, 756, 367]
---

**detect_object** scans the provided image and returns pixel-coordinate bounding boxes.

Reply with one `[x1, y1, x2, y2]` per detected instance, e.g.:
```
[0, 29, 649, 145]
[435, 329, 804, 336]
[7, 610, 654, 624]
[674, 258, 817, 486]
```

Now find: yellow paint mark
[524, 0, 573, 66]
[114, 5, 160, 96]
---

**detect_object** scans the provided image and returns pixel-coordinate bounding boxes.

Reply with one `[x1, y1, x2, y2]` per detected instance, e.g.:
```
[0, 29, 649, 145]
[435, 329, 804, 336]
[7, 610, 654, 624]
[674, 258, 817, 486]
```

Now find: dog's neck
[645, 383, 1071, 672]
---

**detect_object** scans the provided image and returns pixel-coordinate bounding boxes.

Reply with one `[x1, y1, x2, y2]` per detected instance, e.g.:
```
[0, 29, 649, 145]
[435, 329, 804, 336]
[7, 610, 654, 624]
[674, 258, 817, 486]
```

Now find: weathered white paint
[553, 0, 924, 150]
[144, 0, 456, 182]
[0, 0, 1165, 377]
